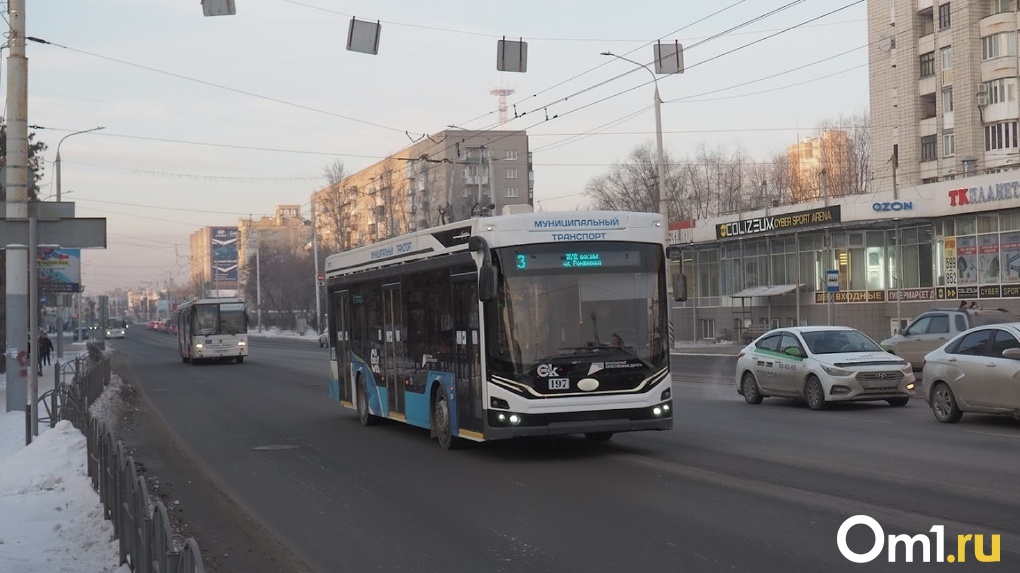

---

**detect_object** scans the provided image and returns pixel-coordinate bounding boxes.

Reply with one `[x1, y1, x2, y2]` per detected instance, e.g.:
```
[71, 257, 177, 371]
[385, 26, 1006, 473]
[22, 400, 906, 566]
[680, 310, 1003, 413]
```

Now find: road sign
[316, 272, 325, 286]
[826, 270, 840, 293]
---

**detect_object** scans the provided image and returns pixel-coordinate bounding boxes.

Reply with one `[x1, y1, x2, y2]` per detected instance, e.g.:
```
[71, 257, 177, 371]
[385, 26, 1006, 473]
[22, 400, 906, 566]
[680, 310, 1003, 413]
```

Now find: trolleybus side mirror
[469, 235, 498, 302]
[479, 265, 498, 302]
[673, 273, 688, 302]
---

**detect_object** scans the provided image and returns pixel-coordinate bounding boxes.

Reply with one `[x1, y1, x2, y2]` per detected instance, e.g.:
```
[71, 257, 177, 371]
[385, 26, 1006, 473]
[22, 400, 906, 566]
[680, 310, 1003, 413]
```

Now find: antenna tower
[490, 87, 516, 124]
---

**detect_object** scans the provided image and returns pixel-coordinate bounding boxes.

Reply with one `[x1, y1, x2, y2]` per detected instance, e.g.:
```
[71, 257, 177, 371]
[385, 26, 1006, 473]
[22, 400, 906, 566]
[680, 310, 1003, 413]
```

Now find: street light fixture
[54, 126, 105, 202]
[42, 189, 73, 202]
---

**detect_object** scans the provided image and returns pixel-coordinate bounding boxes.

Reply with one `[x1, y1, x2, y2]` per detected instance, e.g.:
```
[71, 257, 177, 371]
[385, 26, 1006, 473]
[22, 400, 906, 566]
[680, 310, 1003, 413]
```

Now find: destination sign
[508, 250, 641, 272]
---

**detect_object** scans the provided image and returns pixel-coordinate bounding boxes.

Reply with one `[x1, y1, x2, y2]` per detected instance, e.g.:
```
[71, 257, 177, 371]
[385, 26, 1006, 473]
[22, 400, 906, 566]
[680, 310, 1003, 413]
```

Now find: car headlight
[822, 364, 853, 377]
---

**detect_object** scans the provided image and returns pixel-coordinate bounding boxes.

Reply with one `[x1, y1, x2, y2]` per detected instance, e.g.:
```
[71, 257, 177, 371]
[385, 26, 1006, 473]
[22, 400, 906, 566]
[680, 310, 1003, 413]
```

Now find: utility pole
[5, 0, 30, 413]
[311, 201, 322, 332]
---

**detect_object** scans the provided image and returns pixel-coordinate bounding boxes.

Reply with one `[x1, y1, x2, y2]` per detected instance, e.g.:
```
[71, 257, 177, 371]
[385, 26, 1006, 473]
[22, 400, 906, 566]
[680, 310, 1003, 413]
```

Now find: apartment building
[188, 225, 241, 297]
[869, 0, 1020, 188]
[787, 130, 851, 202]
[311, 129, 532, 254]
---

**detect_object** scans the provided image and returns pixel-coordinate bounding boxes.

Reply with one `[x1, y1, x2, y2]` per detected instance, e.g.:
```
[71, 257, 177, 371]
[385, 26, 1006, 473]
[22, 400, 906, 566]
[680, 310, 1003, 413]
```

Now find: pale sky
[24, 0, 869, 294]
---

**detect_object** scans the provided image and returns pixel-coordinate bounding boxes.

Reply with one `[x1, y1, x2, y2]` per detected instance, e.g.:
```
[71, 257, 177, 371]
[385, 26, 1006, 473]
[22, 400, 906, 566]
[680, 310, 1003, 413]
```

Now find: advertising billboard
[211, 227, 239, 282]
[38, 248, 81, 293]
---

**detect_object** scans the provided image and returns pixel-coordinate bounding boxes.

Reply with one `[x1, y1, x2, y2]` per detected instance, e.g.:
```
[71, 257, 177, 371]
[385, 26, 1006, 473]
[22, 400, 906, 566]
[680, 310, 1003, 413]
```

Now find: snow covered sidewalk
[0, 350, 129, 573]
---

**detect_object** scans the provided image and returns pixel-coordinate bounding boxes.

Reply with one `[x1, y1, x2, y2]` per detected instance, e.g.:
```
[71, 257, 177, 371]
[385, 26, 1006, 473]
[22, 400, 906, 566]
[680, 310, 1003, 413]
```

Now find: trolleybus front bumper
[483, 400, 672, 439]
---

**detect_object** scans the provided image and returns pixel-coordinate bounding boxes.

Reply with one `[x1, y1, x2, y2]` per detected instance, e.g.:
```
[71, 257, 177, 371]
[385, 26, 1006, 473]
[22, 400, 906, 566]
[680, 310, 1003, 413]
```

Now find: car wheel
[804, 376, 827, 410]
[930, 382, 963, 423]
[741, 372, 763, 404]
[886, 397, 909, 407]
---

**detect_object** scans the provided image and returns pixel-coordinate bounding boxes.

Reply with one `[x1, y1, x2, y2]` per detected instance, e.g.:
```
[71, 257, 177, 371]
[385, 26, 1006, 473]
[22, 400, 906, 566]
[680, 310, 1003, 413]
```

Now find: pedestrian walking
[40, 332, 53, 366]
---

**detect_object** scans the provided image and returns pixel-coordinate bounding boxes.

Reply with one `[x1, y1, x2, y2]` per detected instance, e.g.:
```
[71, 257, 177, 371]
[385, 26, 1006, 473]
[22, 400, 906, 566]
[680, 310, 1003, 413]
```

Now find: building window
[982, 32, 1015, 60]
[940, 46, 952, 70]
[985, 78, 1017, 104]
[920, 135, 938, 161]
[942, 87, 954, 112]
[938, 3, 951, 29]
[698, 319, 716, 340]
[919, 51, 936, 77]
[505, 187, 518, 198]
[921, 93, 937, 119]
[985, 121, 1019, 150]
[993, 0, 1011, 15]
[944, 132, 955, 157]
[504, 150, 517, 160]
[505, 168, 518, 179]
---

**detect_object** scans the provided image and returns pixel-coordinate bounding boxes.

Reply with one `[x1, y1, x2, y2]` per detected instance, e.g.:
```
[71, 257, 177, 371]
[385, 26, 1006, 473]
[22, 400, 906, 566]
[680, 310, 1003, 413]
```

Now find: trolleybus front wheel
[432, 393, 461, 450]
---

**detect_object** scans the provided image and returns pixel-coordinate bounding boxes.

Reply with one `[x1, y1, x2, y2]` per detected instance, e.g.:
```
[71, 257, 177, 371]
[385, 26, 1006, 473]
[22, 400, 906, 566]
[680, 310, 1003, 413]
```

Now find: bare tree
[815, 110, 871, 197]
[376, 159, 399, 239]
[585, 143, 669, 214]
[318, 159, 354, 253]
[242, 242, 314, 330]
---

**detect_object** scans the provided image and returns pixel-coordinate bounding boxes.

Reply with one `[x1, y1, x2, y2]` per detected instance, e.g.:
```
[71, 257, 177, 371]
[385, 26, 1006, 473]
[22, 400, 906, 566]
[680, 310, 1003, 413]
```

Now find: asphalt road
[110, 331, 1020, 572]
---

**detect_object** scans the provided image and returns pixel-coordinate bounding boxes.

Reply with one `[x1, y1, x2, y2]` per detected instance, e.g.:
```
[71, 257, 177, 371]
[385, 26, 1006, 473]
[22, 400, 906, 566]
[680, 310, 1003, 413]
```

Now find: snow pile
[0, 419, 130, 572]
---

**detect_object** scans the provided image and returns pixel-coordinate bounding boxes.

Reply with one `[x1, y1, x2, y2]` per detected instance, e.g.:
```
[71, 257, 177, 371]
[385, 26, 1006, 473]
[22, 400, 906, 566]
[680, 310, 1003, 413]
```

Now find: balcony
[979, 11, 1017, 37]
[981, 57, 1018, 81]
[916, 0, 933, 11]
[919, 117, 938, 136]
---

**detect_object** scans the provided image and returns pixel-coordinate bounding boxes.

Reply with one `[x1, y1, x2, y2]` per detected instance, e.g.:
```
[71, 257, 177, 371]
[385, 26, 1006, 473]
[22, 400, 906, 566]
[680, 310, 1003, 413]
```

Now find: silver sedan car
[736, 326, 916, 410]
[922, 322, 1020, 423]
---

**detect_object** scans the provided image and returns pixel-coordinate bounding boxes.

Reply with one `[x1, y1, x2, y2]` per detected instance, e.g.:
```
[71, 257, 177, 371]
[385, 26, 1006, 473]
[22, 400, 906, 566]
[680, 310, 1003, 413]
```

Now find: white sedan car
[736, 326, 916, 410]
[922, 322, 1020, 423]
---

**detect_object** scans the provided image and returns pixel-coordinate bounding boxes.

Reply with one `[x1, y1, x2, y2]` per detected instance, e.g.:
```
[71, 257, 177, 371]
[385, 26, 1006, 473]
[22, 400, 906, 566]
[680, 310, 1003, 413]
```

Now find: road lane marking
[967, 430, 1020, 439]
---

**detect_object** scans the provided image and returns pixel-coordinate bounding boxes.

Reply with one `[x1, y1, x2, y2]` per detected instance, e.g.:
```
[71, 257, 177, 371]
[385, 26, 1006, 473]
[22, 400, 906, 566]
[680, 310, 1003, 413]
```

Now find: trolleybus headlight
[653, 407, 663, 416]
[238, 341, 246, 346]
[498, 413, 507, 422]
[195, 343, 204, 349]
[491, 397, 509, 410]
[663, 403, 670, 413]
[660, 388, 671, 401]
[508, 414, 521, 425]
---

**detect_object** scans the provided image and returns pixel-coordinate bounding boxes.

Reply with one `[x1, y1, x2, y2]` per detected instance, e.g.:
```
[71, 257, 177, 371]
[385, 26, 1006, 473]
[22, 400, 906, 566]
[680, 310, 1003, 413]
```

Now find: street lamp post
[600, 52, 668, 253]
[52, 126, 103, 361]
[54, 126, 104, 202]
[601, 51, 672, 345]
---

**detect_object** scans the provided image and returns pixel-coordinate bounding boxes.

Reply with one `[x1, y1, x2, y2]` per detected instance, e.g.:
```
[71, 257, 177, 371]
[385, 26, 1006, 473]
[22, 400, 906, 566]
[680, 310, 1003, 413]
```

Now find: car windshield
[801, 330, 883, 355]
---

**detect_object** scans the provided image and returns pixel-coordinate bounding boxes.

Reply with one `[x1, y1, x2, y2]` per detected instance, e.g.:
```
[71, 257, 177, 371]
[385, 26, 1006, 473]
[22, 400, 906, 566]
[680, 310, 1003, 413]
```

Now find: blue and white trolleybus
[323, 209, 678, 449]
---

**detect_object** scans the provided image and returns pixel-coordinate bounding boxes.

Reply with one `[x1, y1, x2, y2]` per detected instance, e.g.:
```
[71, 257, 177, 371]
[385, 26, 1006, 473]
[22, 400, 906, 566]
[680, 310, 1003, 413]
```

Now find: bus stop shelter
[730, 284, 803, 342]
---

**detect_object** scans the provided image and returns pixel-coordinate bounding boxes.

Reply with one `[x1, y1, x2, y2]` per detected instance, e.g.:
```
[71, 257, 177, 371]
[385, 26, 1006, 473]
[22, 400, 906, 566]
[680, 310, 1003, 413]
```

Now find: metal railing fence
[37, 342, 207, 573]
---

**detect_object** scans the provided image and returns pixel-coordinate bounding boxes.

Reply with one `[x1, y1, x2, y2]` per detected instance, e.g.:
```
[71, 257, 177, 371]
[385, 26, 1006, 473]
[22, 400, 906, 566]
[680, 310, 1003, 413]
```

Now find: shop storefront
[671, 172, 1020, 344]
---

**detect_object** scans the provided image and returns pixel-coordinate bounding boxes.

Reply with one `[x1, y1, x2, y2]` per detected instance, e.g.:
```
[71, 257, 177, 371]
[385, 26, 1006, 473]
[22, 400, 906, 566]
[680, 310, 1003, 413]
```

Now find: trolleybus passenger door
[383, 282, 405, 415]
[335, 290, 352, 403]
[452, 272, 483, 434]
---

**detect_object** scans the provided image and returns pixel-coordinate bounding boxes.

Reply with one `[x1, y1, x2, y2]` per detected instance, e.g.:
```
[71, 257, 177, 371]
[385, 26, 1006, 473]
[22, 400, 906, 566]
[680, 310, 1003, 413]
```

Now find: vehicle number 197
[549, 378, 570, 390]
